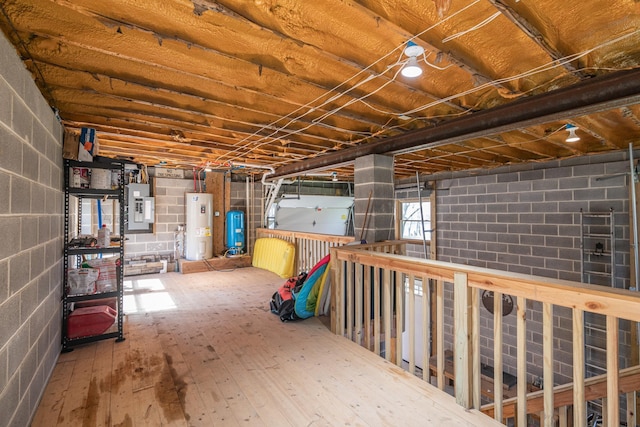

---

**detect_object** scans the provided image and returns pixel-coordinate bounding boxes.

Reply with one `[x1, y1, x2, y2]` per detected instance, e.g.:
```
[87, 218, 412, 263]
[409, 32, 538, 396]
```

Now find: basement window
[398, 200, 431, 242]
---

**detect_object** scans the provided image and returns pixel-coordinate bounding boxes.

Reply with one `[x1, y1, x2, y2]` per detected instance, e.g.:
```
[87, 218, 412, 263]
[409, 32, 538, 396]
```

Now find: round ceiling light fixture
[401, 41, 424, 78]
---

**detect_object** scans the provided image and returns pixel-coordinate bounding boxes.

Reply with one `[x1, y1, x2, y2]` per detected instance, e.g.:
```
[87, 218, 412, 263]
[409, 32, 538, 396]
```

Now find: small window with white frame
[397, 199, 431, 241]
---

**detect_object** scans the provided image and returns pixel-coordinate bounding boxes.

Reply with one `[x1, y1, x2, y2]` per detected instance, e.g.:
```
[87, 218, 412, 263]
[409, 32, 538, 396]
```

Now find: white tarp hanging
[275, 195, 353, 236]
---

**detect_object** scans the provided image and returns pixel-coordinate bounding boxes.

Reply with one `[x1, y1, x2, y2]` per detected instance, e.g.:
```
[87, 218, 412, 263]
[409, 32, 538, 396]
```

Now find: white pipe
[630, 144, 639, 291]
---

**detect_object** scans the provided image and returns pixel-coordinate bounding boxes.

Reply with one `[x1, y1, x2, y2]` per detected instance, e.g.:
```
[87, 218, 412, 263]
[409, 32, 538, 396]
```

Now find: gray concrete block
[9, 252, 30, 295]
[0, 172, 10, 215]
[11, 99, 32, 143]
[508, 203, 532, 213]
[37, 217, 51, 244]
[20, 217, 38, 251]
[519, 169, 544, 181]
[0, 373, 20, 427]
[496, 193, 519, 203]
[11, 176, 31, 214]
[0, 260, 7, 304]
[0, 82, 11, 126]
[0, 127, 23, 175]
[0, 346, 7, 392]
[508, 244, 531, 255]
[30, 246, 45, 282]
[19, 343, 37, 396]
[0, 217, 21, 261]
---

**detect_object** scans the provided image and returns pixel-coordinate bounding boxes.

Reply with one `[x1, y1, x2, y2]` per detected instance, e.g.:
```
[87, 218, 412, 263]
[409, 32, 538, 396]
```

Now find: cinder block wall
[124, 177, 258, 259]
[124, 177, 193, 260]
[0, 33, 64, 426]
[429, 152, 634, 385]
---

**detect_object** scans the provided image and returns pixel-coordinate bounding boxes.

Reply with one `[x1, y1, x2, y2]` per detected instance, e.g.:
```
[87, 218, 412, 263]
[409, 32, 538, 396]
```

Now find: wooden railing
[329, 242, 640, 427]
[256, 228, 354, 273]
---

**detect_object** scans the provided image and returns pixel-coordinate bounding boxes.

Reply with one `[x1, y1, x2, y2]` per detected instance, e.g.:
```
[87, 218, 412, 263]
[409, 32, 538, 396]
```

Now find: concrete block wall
[355, 154, 395, 243]
[427, 152, 634, 385]
[0, 32, 64, 426]
[124, 177, 258, 259]
[124, 177, 193, 259]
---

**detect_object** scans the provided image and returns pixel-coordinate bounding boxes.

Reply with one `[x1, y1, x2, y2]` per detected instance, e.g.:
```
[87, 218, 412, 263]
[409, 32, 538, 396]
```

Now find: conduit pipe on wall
[630, 143, 640, 291]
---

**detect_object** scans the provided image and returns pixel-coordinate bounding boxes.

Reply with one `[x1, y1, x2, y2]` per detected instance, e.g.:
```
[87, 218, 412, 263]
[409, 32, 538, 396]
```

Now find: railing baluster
[383, 268, 392, 362]
[494, 291, 503, 420]
[543, 302, 554, 427]
[607, 315, 620, 426]
[422, 276, 430, 383]
[572, 307, 585, 427]
[346, 261, 354, 341]
[374, 267, 381, 356]
[436, 279, 445, 391]
[355, 263, 363, 346]
[627, 390, 637, 427]
[472, 286, 481, 410]
[364, 264, 372, 351]
[408, 273, 415, 374]
[516, 296, 527, 426]
[395, 270, 404, 367]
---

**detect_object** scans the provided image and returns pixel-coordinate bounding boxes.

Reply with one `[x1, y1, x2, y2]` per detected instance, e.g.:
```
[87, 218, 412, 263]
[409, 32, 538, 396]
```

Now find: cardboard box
[63, 129, 80, 160]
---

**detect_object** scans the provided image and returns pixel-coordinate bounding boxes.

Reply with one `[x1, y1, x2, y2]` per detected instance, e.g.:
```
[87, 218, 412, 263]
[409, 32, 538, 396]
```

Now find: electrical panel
[127, 183, 154, 231]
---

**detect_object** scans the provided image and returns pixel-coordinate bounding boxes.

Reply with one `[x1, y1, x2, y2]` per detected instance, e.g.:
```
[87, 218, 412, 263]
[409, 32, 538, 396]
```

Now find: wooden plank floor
[32, 268, 503, 426]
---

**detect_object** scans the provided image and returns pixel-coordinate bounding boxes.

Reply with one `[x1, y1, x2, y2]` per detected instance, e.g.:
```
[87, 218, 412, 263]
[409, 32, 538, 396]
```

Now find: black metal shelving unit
[62, 158, 126, 351]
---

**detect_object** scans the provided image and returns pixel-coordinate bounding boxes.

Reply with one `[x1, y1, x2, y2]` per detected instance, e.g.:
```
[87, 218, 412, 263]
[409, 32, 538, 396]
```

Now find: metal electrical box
[127, 183, 155, 232]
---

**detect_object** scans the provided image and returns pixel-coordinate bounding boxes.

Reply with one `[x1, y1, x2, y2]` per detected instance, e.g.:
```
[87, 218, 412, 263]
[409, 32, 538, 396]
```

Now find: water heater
[185, 193, 213, 260]
[226, 210, 245, 255]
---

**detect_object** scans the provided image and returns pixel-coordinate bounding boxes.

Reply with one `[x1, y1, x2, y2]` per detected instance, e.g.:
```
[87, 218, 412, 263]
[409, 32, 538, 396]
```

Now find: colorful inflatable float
[293, 254, 331, 319]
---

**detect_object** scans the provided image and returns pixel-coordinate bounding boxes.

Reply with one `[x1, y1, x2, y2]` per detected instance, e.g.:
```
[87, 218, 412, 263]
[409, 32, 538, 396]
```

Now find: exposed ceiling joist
[271, 68, 640, 178]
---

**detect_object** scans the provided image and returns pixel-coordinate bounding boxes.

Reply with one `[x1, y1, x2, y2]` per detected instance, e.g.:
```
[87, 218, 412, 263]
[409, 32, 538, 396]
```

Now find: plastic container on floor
[67, 305, 116, 339]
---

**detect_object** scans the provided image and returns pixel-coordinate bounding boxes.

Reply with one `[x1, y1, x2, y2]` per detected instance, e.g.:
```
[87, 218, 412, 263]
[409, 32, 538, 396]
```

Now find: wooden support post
[454, 272, 472, 409]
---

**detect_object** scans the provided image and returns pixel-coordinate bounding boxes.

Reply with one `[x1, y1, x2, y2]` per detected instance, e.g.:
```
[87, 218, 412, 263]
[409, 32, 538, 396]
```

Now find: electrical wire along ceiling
[1, 0, 639, 179]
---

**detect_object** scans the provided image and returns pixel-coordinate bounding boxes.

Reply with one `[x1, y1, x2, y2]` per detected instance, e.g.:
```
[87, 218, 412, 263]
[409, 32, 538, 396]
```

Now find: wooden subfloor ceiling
[33, 268, 501, 426]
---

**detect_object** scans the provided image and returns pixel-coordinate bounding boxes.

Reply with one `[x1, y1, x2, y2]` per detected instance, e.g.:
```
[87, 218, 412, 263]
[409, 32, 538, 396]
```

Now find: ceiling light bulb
[331, 172, 338, 182]
[565, 124, 580, 142]
[401, 57, 423, 78]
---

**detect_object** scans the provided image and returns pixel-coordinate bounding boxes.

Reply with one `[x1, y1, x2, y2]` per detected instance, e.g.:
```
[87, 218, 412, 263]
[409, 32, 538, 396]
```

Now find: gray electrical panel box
[127, 183, 155, 232]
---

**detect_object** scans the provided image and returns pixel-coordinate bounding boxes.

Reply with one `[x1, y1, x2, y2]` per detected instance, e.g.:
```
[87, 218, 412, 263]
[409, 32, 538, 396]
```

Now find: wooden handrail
[255, 228, 354, 245]
[331, 247, 640, 322]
